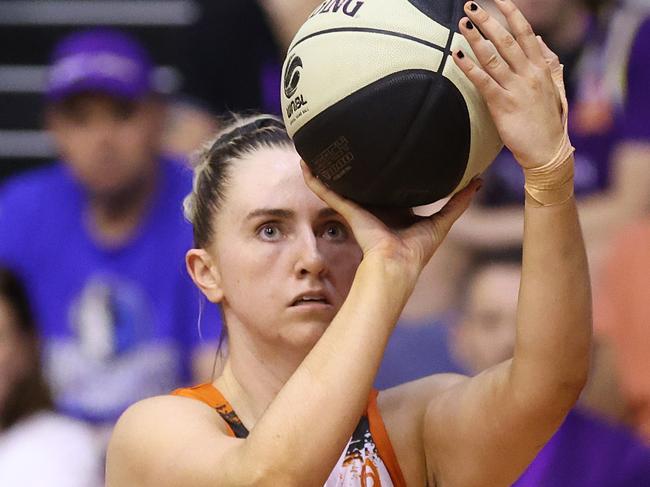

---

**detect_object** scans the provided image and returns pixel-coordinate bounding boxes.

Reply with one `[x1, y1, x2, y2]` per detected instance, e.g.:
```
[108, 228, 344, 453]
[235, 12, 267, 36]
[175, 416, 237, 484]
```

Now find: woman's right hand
[301, 161, 481, 287]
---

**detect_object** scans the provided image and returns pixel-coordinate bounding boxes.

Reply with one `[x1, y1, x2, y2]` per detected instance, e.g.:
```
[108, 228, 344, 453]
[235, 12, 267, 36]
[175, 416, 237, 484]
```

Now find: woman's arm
[423, 168, 591, 486]
[422, 2, 591, 486]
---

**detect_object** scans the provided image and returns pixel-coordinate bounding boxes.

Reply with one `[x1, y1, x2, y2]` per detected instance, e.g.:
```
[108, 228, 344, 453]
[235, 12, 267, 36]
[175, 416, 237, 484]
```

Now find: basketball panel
[294, 70, 471, 207]
[282, 32, 445, 136]
[406, 0, 465, 29]
[297, 0, 455, 54]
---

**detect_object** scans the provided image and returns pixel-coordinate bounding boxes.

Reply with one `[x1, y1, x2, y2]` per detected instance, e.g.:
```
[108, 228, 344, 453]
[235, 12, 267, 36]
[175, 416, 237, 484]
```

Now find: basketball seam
[369, 70, 469, 204]
[437, 23, 455, 73]
[366, 70, 435, 200]
[437, 0, 463, 73]
[289, 27, 451, 69]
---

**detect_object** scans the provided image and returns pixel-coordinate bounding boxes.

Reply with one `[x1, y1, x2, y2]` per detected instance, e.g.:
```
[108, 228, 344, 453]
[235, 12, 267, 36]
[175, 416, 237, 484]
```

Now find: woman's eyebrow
[244, 208, 341, 222]
[245, 208, 294, 221]
[317, 208, 341, 219]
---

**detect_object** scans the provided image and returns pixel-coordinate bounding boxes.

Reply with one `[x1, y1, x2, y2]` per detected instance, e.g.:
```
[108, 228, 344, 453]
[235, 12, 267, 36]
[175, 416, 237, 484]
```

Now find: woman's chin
[280, 317, 332, 350]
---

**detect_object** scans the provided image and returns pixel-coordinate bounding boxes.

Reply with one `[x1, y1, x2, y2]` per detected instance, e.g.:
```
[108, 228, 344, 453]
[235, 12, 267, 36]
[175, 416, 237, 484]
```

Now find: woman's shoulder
[110, 393, 232, 447]
[106, 394, 234, 486]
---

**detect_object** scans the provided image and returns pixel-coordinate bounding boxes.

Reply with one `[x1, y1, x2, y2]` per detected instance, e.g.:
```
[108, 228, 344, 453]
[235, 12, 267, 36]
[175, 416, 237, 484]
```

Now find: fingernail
[469, 2, 479, 11]
[465, 19, 474, 29]
[456, 50, 465, 59]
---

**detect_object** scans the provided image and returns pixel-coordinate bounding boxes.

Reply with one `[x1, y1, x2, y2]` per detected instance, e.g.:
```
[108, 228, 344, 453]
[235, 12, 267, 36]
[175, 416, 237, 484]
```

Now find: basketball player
[106, 1, 592, 485]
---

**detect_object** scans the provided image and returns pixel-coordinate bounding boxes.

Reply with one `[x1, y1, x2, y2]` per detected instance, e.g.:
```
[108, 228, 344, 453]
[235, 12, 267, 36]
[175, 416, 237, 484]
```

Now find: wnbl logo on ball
[284, 54, 308, 119]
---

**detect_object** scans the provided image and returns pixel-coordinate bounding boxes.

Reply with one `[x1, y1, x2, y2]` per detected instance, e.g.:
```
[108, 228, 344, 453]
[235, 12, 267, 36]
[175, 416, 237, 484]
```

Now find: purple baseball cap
[46, 29, 155, 103]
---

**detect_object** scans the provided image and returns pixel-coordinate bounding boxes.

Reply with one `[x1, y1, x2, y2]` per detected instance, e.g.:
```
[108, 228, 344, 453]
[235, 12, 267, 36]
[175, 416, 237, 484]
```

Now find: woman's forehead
[225, 146, 331, 217]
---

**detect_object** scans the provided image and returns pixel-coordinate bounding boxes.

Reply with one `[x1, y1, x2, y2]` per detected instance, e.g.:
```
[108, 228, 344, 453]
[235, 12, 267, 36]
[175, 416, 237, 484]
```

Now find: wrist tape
[523, 64, 576, 207]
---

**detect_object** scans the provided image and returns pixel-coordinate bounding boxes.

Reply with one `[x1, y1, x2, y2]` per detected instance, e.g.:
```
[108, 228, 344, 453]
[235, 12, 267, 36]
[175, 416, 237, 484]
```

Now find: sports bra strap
[172, 383, 249, 438]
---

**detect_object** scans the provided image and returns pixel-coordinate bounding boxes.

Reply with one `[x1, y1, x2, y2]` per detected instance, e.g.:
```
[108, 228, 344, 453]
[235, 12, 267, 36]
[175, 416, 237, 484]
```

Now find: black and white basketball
[281, 0, 503, 207]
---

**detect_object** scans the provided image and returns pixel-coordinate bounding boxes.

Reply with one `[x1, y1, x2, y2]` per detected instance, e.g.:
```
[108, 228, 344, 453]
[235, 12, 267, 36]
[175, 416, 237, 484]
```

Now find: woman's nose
[294, 232, 327, 278]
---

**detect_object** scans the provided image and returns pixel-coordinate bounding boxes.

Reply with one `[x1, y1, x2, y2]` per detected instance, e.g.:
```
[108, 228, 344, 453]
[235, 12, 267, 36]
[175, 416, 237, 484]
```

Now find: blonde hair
[183, 114, 292, 247]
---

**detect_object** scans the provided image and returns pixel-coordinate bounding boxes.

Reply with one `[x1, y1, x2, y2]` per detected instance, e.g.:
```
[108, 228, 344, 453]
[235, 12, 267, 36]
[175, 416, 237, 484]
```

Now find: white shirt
[0, 411, 102, 487]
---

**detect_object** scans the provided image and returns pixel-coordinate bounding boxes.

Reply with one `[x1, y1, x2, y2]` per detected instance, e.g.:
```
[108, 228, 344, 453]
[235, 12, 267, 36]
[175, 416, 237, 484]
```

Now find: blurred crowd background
[0, 0, 649, 485]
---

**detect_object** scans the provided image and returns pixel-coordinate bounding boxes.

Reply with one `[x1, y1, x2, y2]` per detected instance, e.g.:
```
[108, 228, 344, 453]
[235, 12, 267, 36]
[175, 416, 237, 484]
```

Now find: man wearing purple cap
[0, 29, 221, 430]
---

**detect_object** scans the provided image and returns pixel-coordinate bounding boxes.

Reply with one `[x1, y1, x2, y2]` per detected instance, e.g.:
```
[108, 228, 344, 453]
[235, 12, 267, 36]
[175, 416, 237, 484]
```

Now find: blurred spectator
[0, 29, 221, 429]
[450, 253, 650, 486]
[168, 0, 321, 155]
[453, 0, 650, 275]
[0, 267, 102, 487]
[595, 217, 650, 443]
[374, 311, 461, 389]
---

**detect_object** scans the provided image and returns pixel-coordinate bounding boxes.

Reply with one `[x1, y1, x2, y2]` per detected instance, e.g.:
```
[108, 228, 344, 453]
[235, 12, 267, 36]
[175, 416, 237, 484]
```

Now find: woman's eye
[322, 222, 348, 241]
[258, 224, 282, 241]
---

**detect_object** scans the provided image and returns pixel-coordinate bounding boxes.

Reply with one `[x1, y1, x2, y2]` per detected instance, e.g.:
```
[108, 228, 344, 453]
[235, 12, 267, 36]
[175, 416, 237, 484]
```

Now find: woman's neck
[213, 335, 310, 430]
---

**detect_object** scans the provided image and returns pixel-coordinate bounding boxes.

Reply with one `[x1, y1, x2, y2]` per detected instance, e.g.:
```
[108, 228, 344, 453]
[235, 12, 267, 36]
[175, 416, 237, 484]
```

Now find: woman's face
[0, 297, 31, 416]
[207, 145, 363, 350]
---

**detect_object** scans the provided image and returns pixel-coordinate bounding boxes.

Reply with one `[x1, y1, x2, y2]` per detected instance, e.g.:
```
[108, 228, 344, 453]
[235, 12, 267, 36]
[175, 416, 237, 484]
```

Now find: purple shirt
[0, 157, 222, 423]
[514, 409, 650, 486]
[621, 17, 650, 141]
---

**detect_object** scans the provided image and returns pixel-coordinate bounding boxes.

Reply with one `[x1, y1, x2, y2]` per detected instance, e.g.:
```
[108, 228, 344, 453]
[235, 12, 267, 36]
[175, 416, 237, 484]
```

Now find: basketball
[281, 0, 503, 207]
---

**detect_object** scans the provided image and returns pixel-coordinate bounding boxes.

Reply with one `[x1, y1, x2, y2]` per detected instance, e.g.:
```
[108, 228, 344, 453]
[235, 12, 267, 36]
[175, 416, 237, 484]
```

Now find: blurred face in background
[0, 296, 31, 420]
[47, 93, 164, 201]
[481, 0, 568, 34]
[510, 0, 567, 32]
[452, 264, 521, 375]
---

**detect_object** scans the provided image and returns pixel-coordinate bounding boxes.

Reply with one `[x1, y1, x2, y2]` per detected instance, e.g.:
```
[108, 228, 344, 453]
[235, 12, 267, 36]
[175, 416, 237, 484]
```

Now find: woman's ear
[186, 249, 223, 303]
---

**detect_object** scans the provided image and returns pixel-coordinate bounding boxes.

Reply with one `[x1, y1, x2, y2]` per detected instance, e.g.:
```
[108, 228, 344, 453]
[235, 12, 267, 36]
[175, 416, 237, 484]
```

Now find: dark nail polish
[465, 19, 474, 29]
[470, 2, 479, 11]
[457, 50, 465, 59]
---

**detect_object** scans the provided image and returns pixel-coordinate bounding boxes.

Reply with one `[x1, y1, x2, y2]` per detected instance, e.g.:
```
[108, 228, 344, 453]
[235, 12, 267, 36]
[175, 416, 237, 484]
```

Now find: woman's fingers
[458, 16, 514, 89]
[537, 35, 564, 89]
[402, 179, 481, 248]
[300, 160, 361, 220]
[536, 35, 559, 65]
[427, 178, 482, 237]
[462, 2, 528, 76]
[453, 47, 503, 100]
[300, 161, 386, 248]
[490, 0, 546, 67]
[303, 160, 480, 272]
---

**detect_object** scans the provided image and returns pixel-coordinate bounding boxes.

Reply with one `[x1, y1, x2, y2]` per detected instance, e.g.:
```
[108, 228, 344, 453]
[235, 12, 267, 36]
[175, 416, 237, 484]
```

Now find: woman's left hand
[453, 0, 566, 170]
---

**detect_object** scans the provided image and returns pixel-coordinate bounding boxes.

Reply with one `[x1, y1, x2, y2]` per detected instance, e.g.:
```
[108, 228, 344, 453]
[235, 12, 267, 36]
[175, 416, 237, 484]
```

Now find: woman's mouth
[290, 292, 331, 307]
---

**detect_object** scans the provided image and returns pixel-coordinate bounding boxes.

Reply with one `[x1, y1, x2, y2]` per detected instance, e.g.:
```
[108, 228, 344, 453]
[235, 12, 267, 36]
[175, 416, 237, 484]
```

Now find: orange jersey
[172, 384, 406, 487]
